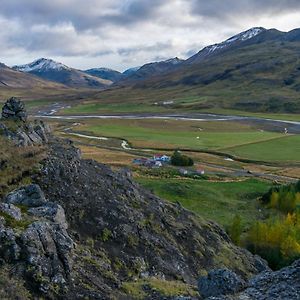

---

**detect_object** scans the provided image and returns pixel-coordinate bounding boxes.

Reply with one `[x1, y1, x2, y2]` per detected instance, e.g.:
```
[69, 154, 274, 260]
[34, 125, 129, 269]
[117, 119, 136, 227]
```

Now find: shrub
[171, 151, 194, 167]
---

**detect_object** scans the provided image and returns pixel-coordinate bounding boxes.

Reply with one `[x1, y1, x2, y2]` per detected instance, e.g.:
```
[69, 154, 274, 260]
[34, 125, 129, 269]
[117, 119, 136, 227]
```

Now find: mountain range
[3, 26, 300, 113]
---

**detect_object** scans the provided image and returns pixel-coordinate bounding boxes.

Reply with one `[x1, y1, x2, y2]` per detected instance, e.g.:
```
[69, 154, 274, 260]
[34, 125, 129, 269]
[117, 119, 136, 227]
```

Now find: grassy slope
[137, 178, 271, 227]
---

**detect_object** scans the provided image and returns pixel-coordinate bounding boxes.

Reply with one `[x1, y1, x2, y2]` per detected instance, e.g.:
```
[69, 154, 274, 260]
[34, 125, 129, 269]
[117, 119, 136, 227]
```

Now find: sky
[1, 0, 300, 71]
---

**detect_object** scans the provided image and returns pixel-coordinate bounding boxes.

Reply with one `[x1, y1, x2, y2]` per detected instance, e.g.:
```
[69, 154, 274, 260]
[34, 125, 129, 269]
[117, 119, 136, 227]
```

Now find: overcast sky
[1, 0, 300, 71]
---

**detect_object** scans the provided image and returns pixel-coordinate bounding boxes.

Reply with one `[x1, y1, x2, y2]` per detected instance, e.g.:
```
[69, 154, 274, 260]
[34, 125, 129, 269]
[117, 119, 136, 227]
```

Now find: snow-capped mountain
[14, 58, 112, 88]
[186, 27, 267, 64]
[14, 58, 69, 73]
[85, 67, 123, 83]
[0, 62, 66, 89]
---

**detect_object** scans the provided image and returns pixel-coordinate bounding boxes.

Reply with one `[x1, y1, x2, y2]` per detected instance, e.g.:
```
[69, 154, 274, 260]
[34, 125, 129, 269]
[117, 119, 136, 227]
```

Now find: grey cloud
[0, 0, 167, 31]
[189, 0, 300, 19]
[117, 42, 173, 56]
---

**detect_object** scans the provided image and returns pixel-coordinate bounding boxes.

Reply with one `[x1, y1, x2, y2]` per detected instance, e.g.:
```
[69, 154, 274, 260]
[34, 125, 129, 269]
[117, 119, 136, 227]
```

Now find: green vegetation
[227, 215, 243, 245]
[227, 135, 300, 162]
[0, 266, 31, 299]
[241, 181, 300, 269]
[101, 228, 112, 242]
[122, 278, 198, 299]
[74, 119, 285, 158]
[171, 150, 194, 166]
[245, 213, 300, 269]
[137, 178, 271, 227]
[0, 211, 32, 230]
[63, 102, 167, 114]
[0, 135, 46, 197]
[262, 181, 300, 213]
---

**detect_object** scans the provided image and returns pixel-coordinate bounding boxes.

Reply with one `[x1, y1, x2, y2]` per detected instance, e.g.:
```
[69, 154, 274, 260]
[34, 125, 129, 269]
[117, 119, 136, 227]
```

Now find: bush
[262, 181, 300, 214]
[171, 151, 194, 167]
[245, 213, 300, 269]
[227, 215, 243, 245]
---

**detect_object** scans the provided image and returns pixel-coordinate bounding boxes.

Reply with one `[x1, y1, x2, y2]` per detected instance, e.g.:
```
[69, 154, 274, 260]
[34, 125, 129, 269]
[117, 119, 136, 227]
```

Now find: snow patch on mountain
[206, 27, 266, 54]
[15, 58, 69, 73]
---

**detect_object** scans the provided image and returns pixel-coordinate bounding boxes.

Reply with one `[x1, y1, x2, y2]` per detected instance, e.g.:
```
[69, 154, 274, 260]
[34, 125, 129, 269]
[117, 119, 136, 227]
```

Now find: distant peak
[204, 27, 266, 54]
[164, 57, 183, 64]
[14, 58, 69, 72]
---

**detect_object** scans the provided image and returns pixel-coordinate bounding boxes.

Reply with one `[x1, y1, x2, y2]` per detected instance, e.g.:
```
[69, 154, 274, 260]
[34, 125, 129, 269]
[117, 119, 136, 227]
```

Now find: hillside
[85, 67, 124, 82]
[119, 57, 183, 83]
[0, 99, 270, 299]
[0, 63, 67, 89]
[14, 58, 113, 88]
[91, 27, 300, 114]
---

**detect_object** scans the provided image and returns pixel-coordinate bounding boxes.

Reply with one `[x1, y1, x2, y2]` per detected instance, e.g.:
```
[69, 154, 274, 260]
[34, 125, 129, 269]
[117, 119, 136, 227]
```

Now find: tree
[228, 215, 243, 245]
[171, 150, 194, 167]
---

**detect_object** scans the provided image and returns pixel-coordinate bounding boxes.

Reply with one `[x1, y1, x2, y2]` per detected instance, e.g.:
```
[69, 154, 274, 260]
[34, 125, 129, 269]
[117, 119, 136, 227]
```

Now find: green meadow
[71, 118, 298, 163]
[137, 178, 272, 227]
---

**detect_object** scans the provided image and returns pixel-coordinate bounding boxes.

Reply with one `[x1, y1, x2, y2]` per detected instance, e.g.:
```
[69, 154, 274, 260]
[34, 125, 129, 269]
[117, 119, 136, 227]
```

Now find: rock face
[0, 184, 74, 298]
[200, 261, 300, 299]
[0, 119, 51, 146]
[198, 269, 247, 298]
[1, 97, 27, 121]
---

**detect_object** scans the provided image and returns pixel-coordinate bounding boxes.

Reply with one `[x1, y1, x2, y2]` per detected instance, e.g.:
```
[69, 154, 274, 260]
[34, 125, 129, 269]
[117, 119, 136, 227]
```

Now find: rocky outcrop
[0, 184, 74, 298]
[198, 269, 246, 299]
[35, 139, 270, 299]
[199, 260, 300, 299]
[5, 184, 47, 207]
[1, 97, 27, 121]
[0, 119, 51, 146]
[0, 98, 51, 146]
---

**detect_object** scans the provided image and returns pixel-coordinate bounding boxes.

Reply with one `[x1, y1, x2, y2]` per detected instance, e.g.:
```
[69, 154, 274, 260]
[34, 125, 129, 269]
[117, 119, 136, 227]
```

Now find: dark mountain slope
[119, 57, 184, 83]
[85, 67, 124, 82]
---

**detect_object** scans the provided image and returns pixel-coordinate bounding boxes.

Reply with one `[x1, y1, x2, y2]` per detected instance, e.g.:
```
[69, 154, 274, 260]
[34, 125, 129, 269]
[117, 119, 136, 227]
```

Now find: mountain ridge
[13, 58, 113, 89]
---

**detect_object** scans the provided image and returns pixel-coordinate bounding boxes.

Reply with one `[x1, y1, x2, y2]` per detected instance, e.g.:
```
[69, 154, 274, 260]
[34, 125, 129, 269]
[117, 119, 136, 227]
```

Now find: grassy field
[227, 135, 300, 162]
[137, 178, 272, 227]
[62, 102, 169, 114]
[75, 119, 284, 152]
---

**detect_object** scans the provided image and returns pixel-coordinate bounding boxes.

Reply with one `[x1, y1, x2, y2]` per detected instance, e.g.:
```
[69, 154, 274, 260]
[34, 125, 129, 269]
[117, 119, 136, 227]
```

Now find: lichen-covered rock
[0, 120, 51, 147]
[5, 184, 47, 207]
[0, 203, 22, 221]
[198, 269, 246, 298]
[0, 182, 74, 298]
[21, 221, 74, 294]
[0, 222, 21, 262]
[241, 259, 300, 300]
[1, 97, 27, 121]
[28, 202, 68, 229]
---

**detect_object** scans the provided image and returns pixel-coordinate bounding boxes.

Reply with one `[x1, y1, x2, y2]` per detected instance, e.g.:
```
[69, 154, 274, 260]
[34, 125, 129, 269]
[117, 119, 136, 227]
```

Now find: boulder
[198, 269, 246, 298]
[5, 184, 47, 207]
[1, 97, 27, 121]
[28, 202, 68, 229]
